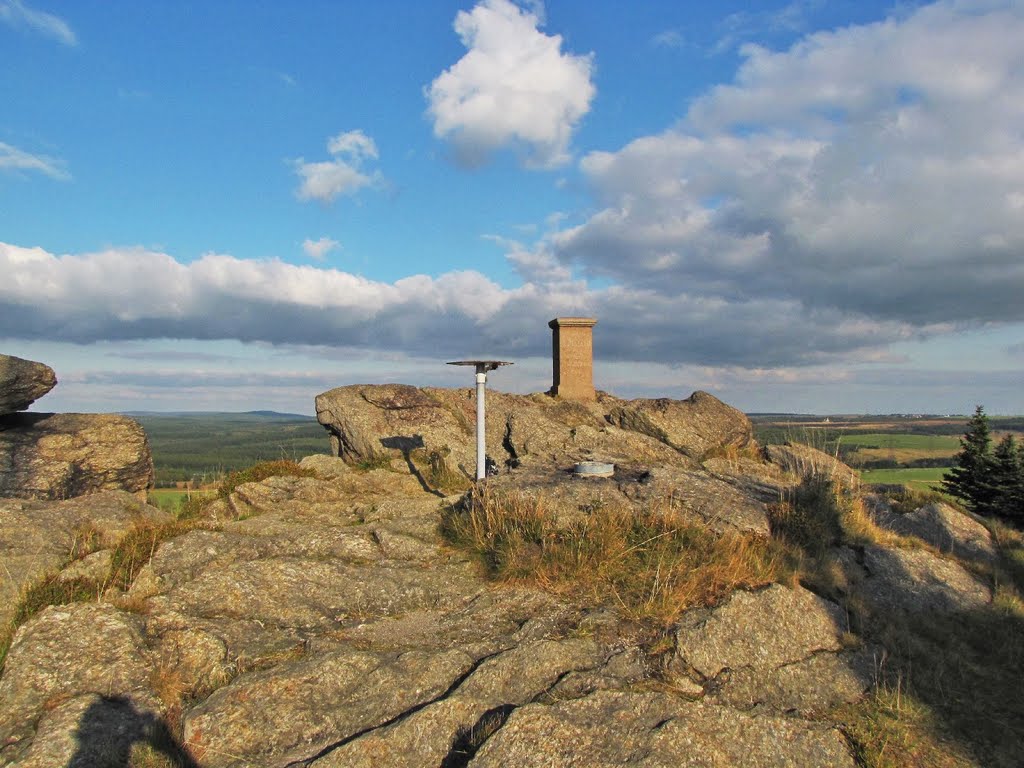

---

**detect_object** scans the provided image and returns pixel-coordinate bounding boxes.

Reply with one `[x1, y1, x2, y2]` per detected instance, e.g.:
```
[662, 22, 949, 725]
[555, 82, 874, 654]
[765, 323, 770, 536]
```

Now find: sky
[1, 0, 1022, 416]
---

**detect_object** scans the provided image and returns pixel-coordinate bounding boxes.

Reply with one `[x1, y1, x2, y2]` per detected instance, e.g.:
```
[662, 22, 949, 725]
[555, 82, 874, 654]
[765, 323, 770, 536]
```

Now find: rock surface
[842, 543, 991, 615]
[0, 385, 1002, 767]
[0, 455, 873, 768]
[0, 490, 170, 631]
[674, 584, 872, 715]
[0, 412, 154, 499]
[315, 385, 752, 474]
[471, 691, 857, 767]
[872, 500, 996, 564]
[0, 355, 56, 415]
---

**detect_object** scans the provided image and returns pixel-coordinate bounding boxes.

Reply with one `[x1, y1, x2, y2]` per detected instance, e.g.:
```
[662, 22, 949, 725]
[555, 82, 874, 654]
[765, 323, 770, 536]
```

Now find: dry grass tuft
[217, 459, 315, 498]
[440, 488, 786, 626]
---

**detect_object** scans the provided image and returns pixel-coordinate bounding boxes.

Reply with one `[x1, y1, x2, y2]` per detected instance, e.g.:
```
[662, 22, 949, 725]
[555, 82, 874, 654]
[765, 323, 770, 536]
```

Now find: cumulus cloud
[0, 141, 70, 180]
[294, 129, 380, 203]
[0, 0, 76, 45]
[302, 237, 339, 261]
[426, 0, 595, 168]
[553, 0, 1024, 335]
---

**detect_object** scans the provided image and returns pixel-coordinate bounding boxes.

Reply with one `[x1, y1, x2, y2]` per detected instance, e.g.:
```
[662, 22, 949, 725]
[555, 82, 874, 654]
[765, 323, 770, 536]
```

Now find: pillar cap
[548, 317, 597, 329]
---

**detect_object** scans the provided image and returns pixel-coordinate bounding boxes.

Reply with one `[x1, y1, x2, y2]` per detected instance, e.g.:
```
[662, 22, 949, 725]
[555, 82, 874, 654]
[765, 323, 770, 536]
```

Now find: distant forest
[131, 412, 330, 486]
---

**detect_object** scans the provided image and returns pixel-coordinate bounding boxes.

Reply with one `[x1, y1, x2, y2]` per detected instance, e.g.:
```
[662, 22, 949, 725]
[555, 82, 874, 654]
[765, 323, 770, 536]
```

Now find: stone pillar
[548, 317, 597, 401]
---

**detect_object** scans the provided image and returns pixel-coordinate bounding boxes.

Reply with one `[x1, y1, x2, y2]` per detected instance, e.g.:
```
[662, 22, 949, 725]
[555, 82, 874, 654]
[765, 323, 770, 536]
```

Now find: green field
[147, 487, 216, 513]
[833, 433, 960, 451]
[859, 467, 948, 491]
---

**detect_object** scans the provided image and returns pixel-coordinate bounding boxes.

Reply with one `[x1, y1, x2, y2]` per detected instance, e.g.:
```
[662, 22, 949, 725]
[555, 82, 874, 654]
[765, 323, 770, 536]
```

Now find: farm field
[859, 467, 948, 492]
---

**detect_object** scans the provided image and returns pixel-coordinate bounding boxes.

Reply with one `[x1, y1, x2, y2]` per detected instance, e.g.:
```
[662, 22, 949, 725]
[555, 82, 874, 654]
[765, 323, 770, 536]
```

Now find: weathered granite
[842, 544, 991, 615]
[0, 354, 56, 415]
[0, 412, 154, 499]
[872, 500, 996, 564]
[469, 690, 857, 767]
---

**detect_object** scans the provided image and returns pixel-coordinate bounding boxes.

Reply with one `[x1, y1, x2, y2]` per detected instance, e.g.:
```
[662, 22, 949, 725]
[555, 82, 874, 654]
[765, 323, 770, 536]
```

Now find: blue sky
[2, 0, 1022, 416]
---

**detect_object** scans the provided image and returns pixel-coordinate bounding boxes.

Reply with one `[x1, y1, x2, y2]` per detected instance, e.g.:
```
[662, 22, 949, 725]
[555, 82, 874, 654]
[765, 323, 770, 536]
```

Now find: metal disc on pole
[447, 360, 512, 481]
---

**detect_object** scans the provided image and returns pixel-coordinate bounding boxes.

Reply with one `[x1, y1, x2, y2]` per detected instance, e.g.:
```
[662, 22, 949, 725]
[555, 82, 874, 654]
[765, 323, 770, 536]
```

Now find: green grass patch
[836, 433, 961, 451]
[860, 467, 948, 491]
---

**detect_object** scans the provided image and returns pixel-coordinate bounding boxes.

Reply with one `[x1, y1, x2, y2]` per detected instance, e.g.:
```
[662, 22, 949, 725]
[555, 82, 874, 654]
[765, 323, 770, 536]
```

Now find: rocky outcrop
[841, 544, 991, 615]
[0, 412, 154, 499]
[1, 382, 1004, 767]
[606, 391, 754, 459]
[316, 385, 784, 535]
[0, 454, 878, 768]
[315, 385, 751, 474]
[0, 354, 56, 414]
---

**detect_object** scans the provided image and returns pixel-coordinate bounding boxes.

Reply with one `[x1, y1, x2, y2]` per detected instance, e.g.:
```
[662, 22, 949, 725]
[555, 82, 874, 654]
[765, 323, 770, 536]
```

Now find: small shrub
[887, 487, 950, 516]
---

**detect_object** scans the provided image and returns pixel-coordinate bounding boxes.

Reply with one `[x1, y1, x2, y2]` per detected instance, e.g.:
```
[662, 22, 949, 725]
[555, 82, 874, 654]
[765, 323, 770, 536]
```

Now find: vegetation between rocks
[442, 473, 1024, 768]
[441, 487, 788, 626]
[0, 460, 314, 674]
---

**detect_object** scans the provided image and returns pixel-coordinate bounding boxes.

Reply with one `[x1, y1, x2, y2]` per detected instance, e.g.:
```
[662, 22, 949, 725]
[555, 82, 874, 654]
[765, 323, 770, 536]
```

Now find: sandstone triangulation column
[548, 317, 597, 401]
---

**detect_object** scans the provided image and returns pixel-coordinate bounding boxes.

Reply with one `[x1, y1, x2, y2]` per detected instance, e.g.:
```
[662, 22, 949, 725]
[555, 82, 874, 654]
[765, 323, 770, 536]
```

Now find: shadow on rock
[380, 435, 445, 497]
[846, 544, 1024, 767]
[67, 695, 199, 768]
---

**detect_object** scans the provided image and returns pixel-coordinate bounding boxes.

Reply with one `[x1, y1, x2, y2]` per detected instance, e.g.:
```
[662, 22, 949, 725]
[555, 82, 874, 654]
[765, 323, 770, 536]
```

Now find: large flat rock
[0, 412, 153, 499]
[0, 354, 56, 415]
[469, 690, 857, 767]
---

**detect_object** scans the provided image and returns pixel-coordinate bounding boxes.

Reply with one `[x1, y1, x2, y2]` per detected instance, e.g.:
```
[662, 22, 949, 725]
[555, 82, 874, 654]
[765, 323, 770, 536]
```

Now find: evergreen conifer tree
[990, 434, 1023, 523]
[943, 405, 995, 515]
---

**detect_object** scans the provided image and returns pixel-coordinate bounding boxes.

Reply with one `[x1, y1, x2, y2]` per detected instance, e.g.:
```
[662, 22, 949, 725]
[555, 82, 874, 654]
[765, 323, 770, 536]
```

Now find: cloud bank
[0, 242, 925, 368]
[427, 0, 595, 168]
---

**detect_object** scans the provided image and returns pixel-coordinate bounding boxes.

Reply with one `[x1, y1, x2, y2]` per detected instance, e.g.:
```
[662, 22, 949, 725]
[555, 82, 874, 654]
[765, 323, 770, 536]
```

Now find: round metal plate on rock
[574, 461, 615, 478]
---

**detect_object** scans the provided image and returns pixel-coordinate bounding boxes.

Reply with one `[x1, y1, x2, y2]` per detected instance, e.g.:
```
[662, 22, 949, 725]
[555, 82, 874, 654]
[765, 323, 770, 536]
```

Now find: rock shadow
[842, 544, 1024, 767]
[379, 435, 444, 497]
[66, 695, 199, 768]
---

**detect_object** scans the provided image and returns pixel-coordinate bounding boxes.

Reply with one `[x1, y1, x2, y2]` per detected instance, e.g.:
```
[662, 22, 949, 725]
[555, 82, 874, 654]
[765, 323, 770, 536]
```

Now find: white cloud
[302, 237, 339, 261]
[0, 241, 931, 368]
[426, 0, 595, 168]
[294, 129, 380, 203]
[0, 141, 70, 180]
[553, 1, 1024, 331]
[0, 0, 76, 45]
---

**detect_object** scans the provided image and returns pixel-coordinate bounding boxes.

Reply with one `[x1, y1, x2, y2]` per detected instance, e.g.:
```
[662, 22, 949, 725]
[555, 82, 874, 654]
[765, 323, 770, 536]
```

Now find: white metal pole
[475, 365, 487, 480]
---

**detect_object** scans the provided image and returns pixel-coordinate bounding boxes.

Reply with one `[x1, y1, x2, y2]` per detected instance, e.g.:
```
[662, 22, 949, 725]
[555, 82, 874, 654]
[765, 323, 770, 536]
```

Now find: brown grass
[440, 488, 786, 626]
